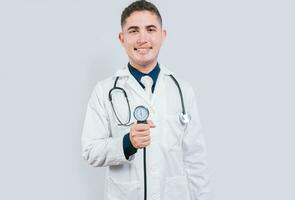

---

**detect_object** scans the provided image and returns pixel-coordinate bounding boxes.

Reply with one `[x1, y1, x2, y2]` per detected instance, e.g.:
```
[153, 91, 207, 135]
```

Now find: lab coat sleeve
[183, 86, 210, 200]
[81, 83, 131, 167]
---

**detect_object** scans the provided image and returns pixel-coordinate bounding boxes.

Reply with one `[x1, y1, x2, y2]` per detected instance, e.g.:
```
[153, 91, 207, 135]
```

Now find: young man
[82, 1, 209, 200]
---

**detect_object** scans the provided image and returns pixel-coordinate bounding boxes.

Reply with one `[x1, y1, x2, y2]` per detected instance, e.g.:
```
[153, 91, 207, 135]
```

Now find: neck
[129, 61, 158, 74]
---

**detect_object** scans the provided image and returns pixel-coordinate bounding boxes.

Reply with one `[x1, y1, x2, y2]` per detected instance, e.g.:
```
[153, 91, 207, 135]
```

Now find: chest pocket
[161, 78, 188, 151]
[161, 114, 187, 152]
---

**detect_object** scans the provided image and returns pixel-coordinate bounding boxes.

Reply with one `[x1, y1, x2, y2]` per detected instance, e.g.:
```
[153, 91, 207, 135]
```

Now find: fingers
[134, 120, 156, 131]
[140, 135, 151, 143]
[134, 123, 149, 131]
[130, 129, 150, 141]
[140, 140, 151, 148]
[130, 133, 151, 149]
[130, 120, 155, 149]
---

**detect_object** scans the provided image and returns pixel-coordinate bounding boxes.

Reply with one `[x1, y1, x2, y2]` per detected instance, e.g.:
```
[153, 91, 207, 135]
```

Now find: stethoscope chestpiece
[179, 113, 190, 125]
[134, 105, 149, 124]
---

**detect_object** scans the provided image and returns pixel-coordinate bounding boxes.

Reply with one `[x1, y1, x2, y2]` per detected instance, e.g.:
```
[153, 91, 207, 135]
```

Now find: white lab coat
[82, 64, 210, 200]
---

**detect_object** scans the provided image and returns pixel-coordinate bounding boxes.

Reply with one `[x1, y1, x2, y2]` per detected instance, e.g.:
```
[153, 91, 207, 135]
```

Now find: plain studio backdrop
[0, 0, 294, 200]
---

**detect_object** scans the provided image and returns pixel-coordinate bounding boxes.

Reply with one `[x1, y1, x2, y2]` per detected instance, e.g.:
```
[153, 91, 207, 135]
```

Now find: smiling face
[119, 11, 166, 73]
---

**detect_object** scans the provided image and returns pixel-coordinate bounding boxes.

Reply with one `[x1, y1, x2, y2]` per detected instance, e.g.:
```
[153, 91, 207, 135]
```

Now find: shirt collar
[115, 63, 173, 77]
[127, 63, 160, 91]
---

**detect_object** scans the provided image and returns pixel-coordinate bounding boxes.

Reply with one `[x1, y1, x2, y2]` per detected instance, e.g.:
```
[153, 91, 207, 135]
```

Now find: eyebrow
[127, 26, 139, 31]
[146, 25, 158, 29]
[127, 25, 159, 31]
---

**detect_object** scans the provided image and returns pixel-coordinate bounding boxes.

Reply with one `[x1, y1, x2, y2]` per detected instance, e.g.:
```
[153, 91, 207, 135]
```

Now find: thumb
[147, 119, 156, 128]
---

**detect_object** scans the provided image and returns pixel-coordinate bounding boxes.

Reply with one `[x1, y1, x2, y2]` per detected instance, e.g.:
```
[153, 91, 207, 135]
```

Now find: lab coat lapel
[126, 76, 146, 100]
[150, 71, 165, 117]
[151, 65, 174, 115]
[116, 67, 154, 108]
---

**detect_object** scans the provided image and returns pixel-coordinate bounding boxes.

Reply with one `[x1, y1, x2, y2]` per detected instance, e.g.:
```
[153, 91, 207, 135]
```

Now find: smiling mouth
[134, 47, 153, 51]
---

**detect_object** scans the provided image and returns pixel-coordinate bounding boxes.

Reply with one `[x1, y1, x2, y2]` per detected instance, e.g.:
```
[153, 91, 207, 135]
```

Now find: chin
[135, 57, 156, 65]
[136, 60, 154, 67]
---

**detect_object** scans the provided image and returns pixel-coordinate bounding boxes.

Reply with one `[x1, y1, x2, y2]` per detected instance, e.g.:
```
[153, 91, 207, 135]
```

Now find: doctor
[82, 1, 209, 200]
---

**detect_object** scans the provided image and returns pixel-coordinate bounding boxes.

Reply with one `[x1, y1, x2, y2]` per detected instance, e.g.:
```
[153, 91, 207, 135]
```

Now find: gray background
[0, 0, 294, 200]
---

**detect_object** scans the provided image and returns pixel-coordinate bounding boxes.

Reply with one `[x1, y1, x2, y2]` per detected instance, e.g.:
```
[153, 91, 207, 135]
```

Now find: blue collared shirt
[128, 62, 160, 93]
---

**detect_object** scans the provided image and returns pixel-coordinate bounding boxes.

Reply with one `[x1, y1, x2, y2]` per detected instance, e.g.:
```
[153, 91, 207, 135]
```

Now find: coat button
[151, 193, 158, 200]
[149, 164, 159, 176]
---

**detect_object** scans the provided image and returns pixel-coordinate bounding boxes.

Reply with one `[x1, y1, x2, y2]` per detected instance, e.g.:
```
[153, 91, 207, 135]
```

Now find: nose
[137, 30, 148, 45]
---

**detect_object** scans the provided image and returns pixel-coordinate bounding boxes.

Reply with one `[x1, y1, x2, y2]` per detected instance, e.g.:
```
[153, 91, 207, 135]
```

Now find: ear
[162, 29, 167, 41]
[118, 32, 124, 44]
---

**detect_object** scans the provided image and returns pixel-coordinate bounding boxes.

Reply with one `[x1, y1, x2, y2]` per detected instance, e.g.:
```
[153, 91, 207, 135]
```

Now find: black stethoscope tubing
[169, 74, 186, 115]
[108, 76, 133, 126]
[108, 74, 186, 126]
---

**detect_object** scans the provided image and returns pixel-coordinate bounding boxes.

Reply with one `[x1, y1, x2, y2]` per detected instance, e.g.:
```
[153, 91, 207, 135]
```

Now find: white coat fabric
[82, 64, 210, 200]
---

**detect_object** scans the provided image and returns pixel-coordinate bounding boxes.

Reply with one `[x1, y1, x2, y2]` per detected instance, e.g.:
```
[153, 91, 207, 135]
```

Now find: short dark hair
[121, 0, 162, 28]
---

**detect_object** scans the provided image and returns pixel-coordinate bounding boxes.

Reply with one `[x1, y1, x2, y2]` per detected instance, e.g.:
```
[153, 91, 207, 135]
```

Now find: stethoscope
[108, 74, 190, 126]
[108, 74, 190, 200]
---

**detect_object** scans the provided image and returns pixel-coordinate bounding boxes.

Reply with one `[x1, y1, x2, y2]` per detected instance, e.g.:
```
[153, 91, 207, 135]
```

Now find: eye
[148, 28, 156, 32]
[128, 29, 138, 34]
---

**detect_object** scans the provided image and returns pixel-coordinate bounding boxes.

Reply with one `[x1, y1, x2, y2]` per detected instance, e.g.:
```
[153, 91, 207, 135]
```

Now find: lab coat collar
[114, 63, 174, 111]
[115, 63, 174, 78]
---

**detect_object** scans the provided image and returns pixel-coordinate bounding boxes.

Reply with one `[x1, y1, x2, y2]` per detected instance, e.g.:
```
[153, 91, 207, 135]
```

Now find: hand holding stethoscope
[129, 119, 155, 149]
[130, 106, 155, 149]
